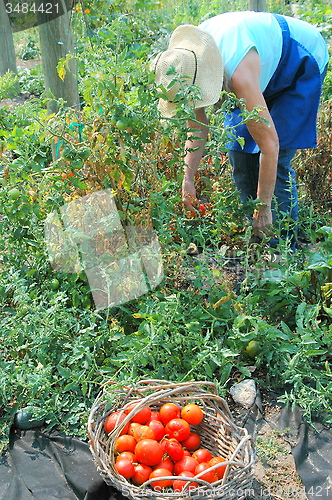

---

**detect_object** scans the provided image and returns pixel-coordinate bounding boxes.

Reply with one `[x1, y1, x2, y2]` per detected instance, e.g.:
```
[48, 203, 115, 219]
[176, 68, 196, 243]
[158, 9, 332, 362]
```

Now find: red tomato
[195, 462, 218, 483]
[125, 403, 151, 424]
[147, 411, 162, 422]
[148, 420, 165, 441]
[198, 204, 206, 216]
[128, 422, 141, 437]
[116, 451, 136, 463]
[149, 468, 173, 490]
[114, 434, 137, 454]
[104, 411, 129, 435]
[133, 425, 155, 442]
[181, 403, 204, 425]
[208, 456, 227, 479]
[183, 449, 191, 457]
[115, 459, 135, 479]
[165, 418, 190, 441]
[152, 457, 174, 473]
[173, 471, 198, 492]
[132, 463, 152, 485]
[181, 431, 201, 451]
[165, 438, 184, 462]
[159, 403, 180, 424]
[192, 448, 213, 463]
[160, 438, 168, 454]
[134, 439, 163, 466]
[174, 456, 199, 475]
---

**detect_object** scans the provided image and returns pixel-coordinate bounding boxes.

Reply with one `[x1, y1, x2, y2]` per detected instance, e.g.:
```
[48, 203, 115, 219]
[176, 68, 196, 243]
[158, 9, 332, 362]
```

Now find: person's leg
[229, 148, 298, 249]
[270, 149, 298, 249]
[228, 150, 260, 204]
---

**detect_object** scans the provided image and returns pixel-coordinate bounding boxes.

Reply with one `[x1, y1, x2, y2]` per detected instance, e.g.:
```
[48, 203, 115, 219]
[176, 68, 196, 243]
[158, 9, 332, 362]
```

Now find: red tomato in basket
[181, 403, 204, 425]
[174, 456, 199, 475]
[149, 468, 173, 490]
[173, 471, 198, 492]
[114, 434, 137, 454]
[152, 457, 174, 473]
[192, 448, 213, 463]
[104, 411, 129, 435]
[132, 463, 152, 485]
[159, 403, 180, 424]
[115, 459, 135, 479]
[148, 420, 165, 441]
[147, 411, 162, 422]
[135, 439, 163, 466]
[208, 456, 227, 479]
[125, 403, 151, 424]
[195, 462, 218, 483]
[116, 451, 137, 463]
[165, 418, 190, 441]
[181, 431, 201, 451]
[133, 425, 155, 442]
[165, 438, 184, 461]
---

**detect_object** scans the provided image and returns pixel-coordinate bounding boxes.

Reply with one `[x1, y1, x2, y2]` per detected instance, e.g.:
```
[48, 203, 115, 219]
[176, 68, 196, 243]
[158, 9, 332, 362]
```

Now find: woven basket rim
[88, 379, 255, 500]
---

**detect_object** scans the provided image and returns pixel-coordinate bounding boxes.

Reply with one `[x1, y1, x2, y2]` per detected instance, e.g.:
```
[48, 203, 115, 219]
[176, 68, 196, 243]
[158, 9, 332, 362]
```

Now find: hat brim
[155, 24, 224, 118]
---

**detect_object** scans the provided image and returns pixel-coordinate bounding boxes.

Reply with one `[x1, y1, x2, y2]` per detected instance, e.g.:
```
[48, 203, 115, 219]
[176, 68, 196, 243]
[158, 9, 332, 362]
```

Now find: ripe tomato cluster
[104, 401, 227, 492]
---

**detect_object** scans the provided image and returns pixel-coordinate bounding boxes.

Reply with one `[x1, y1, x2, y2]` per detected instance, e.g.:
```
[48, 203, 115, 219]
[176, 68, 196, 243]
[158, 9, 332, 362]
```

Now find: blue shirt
[199, 12, 329, 151]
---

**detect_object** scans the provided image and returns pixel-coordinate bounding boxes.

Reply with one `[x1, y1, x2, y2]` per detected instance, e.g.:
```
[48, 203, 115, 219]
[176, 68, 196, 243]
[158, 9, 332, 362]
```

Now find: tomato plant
[133, 424, 155, 441]
[152, 457, 174, 473]
[165, 438, 184, 461]
[116, 451, 137, 463]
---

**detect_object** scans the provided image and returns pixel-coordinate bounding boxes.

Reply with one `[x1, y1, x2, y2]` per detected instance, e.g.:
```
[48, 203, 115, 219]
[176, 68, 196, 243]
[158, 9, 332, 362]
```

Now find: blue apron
[225, 14, 326, 153]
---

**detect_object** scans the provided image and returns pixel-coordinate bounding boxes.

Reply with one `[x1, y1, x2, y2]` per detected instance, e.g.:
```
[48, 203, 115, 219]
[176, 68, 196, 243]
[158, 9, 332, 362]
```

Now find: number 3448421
[5, 2, 59, 14]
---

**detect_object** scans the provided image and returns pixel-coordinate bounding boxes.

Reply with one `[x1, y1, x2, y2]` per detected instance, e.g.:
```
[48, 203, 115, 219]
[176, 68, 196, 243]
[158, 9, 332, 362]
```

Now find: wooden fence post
[249, 0, 267, 11]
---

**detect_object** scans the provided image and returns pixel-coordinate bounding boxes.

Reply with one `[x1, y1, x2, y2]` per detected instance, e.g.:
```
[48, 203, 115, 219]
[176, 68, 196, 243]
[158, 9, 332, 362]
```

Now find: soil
[227, 391, 308, 500]
[0, 57, 41, 109]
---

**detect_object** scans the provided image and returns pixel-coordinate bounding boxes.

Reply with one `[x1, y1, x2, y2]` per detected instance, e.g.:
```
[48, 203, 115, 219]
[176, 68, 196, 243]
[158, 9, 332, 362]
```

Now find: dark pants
[228, 148, 298, 249]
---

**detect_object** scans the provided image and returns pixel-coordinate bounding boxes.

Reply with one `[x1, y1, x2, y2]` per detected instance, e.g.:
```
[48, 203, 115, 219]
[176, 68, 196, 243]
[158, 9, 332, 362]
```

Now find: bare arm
[182, 107, 209, 212]
[231, 49, 279, 237]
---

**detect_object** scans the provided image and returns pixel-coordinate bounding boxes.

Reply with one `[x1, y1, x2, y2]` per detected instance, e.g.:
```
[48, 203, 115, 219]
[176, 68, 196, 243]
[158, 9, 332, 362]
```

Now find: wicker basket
[88, 379, 255, 500]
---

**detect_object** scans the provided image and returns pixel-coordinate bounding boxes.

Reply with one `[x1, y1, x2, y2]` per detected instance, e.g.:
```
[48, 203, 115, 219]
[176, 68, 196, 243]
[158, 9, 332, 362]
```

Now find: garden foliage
[0, 0, 331, 451]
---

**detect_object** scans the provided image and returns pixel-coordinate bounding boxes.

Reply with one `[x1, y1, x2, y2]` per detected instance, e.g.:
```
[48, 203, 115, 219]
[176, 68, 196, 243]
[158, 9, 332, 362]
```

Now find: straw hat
[151, 24, 224, 117]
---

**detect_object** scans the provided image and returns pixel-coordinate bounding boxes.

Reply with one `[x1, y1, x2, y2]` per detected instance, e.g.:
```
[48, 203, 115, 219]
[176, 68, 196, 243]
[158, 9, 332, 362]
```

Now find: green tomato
[77, 147, 90, 160]
[116, 119, 127, 131]
[62, 147, 77, 161]
[8, 188, 20, 200]
[50, 278, 60, 290]
[71, 159, 84, 169]
[245, 340, 260, 359]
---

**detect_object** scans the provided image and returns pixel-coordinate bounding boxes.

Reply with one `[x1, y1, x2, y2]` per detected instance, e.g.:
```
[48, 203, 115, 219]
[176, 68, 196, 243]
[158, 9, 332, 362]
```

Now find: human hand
[252, 205, 275, 238]
[182, 177, 199, 213]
